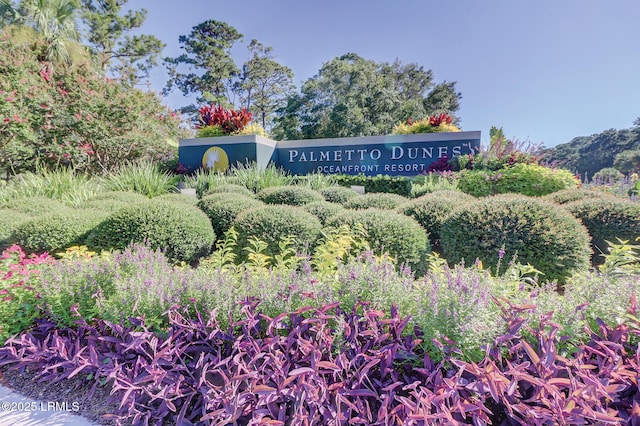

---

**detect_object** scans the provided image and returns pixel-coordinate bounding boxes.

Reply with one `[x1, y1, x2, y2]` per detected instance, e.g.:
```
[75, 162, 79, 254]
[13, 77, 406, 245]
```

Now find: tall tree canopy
[13, 0, 81, 65]
[236, 39, 294, 131]
[271, 53, 461, 140]
[163, 20, 243, 108]
[80, 0, 164, 85]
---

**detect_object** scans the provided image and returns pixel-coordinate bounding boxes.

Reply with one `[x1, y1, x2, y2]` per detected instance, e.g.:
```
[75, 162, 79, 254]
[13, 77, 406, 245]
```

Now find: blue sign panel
[179, 131, 480, 177]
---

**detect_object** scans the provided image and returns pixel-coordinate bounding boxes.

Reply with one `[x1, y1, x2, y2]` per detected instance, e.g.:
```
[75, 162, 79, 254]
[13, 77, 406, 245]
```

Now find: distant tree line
[545, 118, 640, 178]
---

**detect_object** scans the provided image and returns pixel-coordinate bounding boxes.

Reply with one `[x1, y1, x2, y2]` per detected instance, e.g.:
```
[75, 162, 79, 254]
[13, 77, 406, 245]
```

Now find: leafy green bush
[202, 184, 256, 198]
[0, 196, 67, 215]
[440, 195, 592, 283]
[256, 185, 324, 206]
[196, 125, 226, 138]
[563, 198, 640, 264]
[495, 164, 580, 196]
[542, 188, 616, 205]
[198, 193, 264, 237]
[332, 174, 412, 197]
[82, 191, 149, 212]
[343, 193, 408, 210]
[630, 180, 640, 197]
[456, 170, 495, 197]
[327, 209, 430, 275]
[11, 209, 108, 254]
[457, 164, 579, 197]
[319, 186, 360, 204]
[102, 161, 180, 197]
[233, 205, 322, 259]
[86, 200, 215, 263]
[397, 190, 475, 250]
[301, 201, 346, 225]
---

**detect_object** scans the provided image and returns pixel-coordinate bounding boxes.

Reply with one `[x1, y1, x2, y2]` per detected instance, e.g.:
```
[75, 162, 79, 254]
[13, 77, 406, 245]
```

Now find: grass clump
[102, 161, 180, 198]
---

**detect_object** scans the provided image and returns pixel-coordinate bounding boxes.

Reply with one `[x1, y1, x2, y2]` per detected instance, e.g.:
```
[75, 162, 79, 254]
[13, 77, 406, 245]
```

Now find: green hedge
[256, 185, 324, 206]
[301, 201, 346, 225]
[11, 209, 108, 254]
[0, 209, 32, 250]
[327, 209, 430, 275]
[563, 198, 640, 264]
[542, 188, 616, 205]
[233, 205, 323, 259]
[457, 164, 580, 197]
[86, 200, 215, 263]
[197, 193, 264, 237]
[319, 186, 360, 204]
[397, 190, 475, 250]
[440, 195, 591, 283]
[343, 193, 408, 210]
[332, 174, 412, 197]
[202, 184, 256, 198]
[0, 196, 67, 215]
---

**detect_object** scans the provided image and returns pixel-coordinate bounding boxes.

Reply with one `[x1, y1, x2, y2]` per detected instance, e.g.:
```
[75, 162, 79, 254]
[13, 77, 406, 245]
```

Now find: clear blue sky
[128, 0, 639, 147]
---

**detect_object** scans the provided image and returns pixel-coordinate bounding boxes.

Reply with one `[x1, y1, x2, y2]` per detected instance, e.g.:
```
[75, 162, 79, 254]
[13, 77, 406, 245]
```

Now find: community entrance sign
[178, 131, 481, 177]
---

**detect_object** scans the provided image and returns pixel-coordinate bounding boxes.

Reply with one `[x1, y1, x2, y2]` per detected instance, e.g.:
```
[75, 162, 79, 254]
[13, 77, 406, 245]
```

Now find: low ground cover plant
[3, 160, 640, 424]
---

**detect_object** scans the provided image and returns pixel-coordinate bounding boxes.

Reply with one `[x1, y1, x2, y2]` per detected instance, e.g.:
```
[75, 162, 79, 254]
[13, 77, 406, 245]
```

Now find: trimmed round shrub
[256, 185, 325, 206]
[320, 186, 360, 204]
[86, 200, 216, 263]
[0, 209, 31, 249]
[542, 188, 616, 205]
[82, 191, 149, 212]
[440, 195, 592, 283]
[198, 193, 264, 237]
[397, 190, 475, 250]
[0, 196, 67, 215]
[342, 193, 408, 210]
[153, 193, 199, 205]
[301, 201, 346, 225]
[11, 209, 108, 254]
[327, 209, 430, 275]
[202, 184, 256, 198]
[233, 205, 322, 259]
[563, 198, 640, 264]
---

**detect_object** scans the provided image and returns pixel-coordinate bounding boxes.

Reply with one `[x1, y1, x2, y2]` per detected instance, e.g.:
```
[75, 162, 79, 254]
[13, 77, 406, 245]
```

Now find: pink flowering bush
[0, 244, 53, 343]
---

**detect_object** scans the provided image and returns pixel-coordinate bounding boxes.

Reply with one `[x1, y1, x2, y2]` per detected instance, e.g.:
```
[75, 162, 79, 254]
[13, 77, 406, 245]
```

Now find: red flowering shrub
[197, 104, 252, 135]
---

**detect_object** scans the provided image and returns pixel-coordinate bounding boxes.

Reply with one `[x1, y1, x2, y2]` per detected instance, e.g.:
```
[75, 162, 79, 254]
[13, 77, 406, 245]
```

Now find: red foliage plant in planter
[197, 104, 252, 134]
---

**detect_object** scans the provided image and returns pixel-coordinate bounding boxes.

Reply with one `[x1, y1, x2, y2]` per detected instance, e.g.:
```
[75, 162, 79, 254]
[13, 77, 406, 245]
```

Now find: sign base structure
[178, 131, 481, 177]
